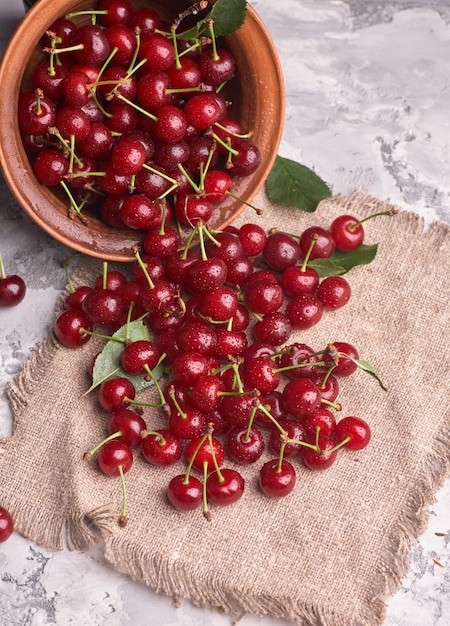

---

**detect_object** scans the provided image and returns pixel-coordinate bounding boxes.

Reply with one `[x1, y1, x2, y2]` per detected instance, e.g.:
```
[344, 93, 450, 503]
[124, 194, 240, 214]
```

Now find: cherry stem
[117, 464, 128, 527]
[84, 430, 122, 458]
[59, 181, 89, 224]
[210, 131, 239, 156]
[133, 247, 155, 289]
[276, 440, 287, 473]
[273, 360, 328, 375]
[62, 257, 75, 293]
[320, 398, 341, 411]
[243, 405, 258, 443]
[141, 430, 167, 446]
[115, 92, 157, 121]
[225, 191, 263, 215]
[300, 234, 318, 271]
[79, 328, 126, 343]
[184, 432, 208, 483]
[213, 121, 252, 140]
[348, 209, 398, 231]
[167, 386, 187, 419]
[143, 364, 167, 407]
[327, 436, 352, 454]
[256, 402, 287, 436]
[177, 163, 201, 193]
[206, 19, 219, 61]
[202, 461, 211, 521]
[207, 432, 224, 481]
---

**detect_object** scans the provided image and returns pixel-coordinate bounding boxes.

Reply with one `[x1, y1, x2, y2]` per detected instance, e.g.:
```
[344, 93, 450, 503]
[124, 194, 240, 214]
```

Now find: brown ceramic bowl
[0, 0, 284, 261]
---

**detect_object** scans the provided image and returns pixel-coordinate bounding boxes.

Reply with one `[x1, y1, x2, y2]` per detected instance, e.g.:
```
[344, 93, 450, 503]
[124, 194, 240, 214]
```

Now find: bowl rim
[0, 0, 285, 262]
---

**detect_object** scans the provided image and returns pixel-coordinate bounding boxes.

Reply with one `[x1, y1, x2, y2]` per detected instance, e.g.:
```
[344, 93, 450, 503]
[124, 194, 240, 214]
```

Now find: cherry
[33, 149, 69, 187]
[259, 459, 296, 498]
[18, 89, 56, 135]
[238, 223, 267, 256]
[325, 341, 360, 377]
[190, 374, 226, 412]
[302, 433, 337, 471]
[183, 93, 223, 130]
[203, 169, 233, 203]
[54, 309, 93, 348]
[226, 426, 265, 464]
[262, 232, 300, 271]
[218, 392, 255, 428]
[229, 140, 261, 176]
[197, 45, 235, 83]
[298, 226, 336, 259]
[334, 416, 371, 450]
[243, 356, 279, 395]
[166, 56, 201, 90]
[206, 468, 245, 506]
[93, 269, 128, 292]
[104, 24, 137, 66]
[69, 24, 112, 66]
[205, 231, 244, 267]
[98, 0, 133, 26]
[198, 285, 238, 322]
[0, 254, 26, 307]
[55, 105, 91, 141]
[44, 17, 77, 47]
[185, 258, 228, 294]
[281, 265, 319, 297]
[171, 351, 209, 385]
[317, 276, 351, 310]
[276, 343, 321, 380]
[120, 339, 160, 375]
[97, 439, 133, 526]
[302, 407, 337, 439]
[0, 506, 14, 543]
[329, 214, 365, 252]
[285, 293, 323, 329]
[185, 434, 225, 474]
[107, 408, 147, 448]
[141, 429, 183, 466]
[226, 256, 254, 286]
[64, 285, 92, 311]
[167, 474, 203, 511]
[252, 311, 292, 346]
[269, 419, 307, 458]
[111, 137, 147, 175]
[281, 378, 322, 419]
[174, 194, 213, 226]
[244, 278, 284, 315]
[142, 225, 180, 258]
[136, 70, 172, 112]
[139, 32, 176, 71]
[77, 121, 114, 159]
[31, 60, 69, 101]
[214, 328, 248, 360]
[82, 287, 123, 325]
[98, 376, 136, 411]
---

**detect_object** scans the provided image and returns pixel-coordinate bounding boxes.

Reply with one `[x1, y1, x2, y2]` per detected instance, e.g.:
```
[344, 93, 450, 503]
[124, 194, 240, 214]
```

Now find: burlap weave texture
[0, 190, 449, 626]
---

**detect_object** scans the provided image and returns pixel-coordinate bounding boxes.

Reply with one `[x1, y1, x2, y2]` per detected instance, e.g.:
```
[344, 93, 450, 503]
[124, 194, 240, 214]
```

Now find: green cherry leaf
[266, 155, 332, 213]
[330, 244, 378, 273]
[307, 258, 346, 278]
[210, 0, 248, 37]
[90, 320, 162, 393]
[308, 244, 378, 276]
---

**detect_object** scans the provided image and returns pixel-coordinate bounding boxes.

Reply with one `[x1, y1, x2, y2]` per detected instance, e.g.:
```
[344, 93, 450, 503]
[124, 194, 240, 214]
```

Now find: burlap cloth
[0, 189, 449, 626]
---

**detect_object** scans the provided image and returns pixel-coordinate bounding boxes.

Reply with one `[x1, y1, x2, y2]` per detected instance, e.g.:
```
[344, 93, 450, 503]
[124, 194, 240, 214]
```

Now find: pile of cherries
[54, 210, 379, 525]
[19, 0, 261, 234]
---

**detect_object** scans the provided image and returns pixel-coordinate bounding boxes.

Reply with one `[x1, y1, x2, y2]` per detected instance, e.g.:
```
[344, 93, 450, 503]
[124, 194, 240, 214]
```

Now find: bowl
[0, 0, 284, 262]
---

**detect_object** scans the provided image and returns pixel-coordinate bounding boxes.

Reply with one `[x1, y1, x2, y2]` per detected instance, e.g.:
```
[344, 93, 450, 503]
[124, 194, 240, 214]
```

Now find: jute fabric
[1, 190, 449, 626]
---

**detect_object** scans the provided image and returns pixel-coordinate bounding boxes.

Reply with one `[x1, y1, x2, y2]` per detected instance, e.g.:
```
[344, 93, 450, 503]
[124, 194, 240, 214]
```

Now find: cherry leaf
[307, 258, 346, 278]
[210, 0, 248, 37]
[330, 244, 378, 273]
[266, 155, 332, 212]
[91, 320, 162, 393]
[308, 244, 378, 276]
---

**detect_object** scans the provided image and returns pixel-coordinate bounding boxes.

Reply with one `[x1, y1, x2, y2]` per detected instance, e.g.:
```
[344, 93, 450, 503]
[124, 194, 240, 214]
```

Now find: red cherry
[334, 416, 371, 450]
[0, 506, 14, 542]
[206, 468, 245, 506]
[167, 474, 203, 511]
[259, 459, 297, 498]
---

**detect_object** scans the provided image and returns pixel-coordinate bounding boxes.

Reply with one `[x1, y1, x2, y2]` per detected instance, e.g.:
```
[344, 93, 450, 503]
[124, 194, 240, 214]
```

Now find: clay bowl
[0, 0, 284, 261]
